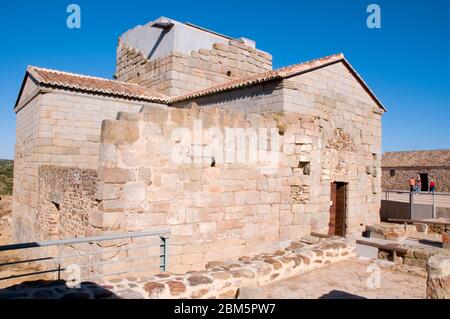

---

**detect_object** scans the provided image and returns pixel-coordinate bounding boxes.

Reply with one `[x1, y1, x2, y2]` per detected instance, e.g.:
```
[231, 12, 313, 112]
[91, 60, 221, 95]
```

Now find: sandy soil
[0, 197, 48, 289]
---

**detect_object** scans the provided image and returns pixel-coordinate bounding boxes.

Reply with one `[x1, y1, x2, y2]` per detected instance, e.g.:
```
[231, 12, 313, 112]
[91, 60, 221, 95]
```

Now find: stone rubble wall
[102, 238, 356, 299]
[382, 167, 450, 193]
[115, 39, 272, 97]
[36, 166, 98, 240]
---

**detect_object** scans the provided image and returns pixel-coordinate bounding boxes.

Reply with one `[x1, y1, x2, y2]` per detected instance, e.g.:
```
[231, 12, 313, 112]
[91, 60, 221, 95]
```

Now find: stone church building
[12, 17, 385, 272]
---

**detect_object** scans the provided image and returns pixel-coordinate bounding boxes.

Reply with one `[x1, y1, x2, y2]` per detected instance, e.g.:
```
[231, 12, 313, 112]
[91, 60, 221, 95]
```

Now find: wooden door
[329, 182, 346, 236]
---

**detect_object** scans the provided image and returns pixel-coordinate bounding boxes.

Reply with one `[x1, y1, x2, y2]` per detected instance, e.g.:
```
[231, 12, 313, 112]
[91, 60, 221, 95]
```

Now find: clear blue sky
[1, 0, 449, 159]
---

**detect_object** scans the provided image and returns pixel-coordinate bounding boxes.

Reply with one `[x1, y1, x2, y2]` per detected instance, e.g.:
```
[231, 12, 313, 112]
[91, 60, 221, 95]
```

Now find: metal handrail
[382, 189, 450, 196]
[0, 229, 170, 252]
[0, 229, 171, 283]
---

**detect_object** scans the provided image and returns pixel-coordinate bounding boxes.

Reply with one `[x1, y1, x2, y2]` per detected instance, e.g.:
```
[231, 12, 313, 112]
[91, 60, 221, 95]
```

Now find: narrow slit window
[299, 161, 311, 175]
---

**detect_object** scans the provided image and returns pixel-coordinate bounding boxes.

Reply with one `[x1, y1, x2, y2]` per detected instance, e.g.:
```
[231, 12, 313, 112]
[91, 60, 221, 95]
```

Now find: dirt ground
[0, 196, 48, 289]
[237, 257, 427, 299]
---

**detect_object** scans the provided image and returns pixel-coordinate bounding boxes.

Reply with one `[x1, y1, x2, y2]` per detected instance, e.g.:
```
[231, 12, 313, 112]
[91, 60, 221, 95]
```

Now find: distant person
[416, 178, 422, 193]
[429, 179, 436, 194]
[409, 177, 416, 192]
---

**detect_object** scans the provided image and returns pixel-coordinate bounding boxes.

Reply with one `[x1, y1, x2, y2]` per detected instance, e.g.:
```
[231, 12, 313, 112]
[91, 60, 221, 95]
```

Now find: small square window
[390, 169, 395, 177]
[299, 161, 311, 175]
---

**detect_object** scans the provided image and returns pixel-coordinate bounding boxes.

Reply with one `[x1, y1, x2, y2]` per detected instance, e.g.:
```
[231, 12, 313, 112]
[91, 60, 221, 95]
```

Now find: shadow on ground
[0, 279, 119, 299]
[318, 290, 367, 299]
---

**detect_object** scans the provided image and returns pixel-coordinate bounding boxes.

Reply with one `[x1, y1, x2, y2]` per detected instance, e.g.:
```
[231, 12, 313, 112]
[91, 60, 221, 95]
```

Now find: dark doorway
[329, 182, 347, 237]
[420, 173, 428, 192]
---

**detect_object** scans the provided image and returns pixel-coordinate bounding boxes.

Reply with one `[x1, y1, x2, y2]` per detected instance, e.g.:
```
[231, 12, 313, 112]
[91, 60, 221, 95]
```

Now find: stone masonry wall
[13, 89, 163, 242]
[280, 62, 383, 234]
[36, 166, 98, 240]
[115, 39, 272, 97]
[94, 75, 382, 274]
[175, 61, 384, 236]
[95, 105, 283, 273]
[382, 167, 450, 193]
[12, 91, 40, 243]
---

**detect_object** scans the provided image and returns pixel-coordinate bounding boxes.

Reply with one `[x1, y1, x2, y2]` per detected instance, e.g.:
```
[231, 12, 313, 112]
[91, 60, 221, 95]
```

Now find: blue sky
[0, 0, 449, 159]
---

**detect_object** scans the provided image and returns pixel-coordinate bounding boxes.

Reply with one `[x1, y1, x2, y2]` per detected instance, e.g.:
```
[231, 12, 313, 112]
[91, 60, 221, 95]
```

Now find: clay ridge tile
[26, 66, 169, 103]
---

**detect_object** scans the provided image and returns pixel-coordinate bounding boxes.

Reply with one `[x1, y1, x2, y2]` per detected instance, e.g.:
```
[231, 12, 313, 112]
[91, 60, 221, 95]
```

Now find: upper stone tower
[115, 17, 272, 97]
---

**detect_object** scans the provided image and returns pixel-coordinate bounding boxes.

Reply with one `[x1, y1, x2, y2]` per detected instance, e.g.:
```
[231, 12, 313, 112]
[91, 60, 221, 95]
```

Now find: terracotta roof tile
[382, 150, 450, 168]
[170, 53, 386, 112]
[21, 53, 385, 112]
[26, 66, 169, 103]
[170, 53, 345, 102]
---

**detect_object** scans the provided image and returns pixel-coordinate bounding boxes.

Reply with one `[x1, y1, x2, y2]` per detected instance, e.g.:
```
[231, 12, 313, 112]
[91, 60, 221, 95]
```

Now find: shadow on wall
[0, 280, 119, 299]
[318, 290, 367, 299]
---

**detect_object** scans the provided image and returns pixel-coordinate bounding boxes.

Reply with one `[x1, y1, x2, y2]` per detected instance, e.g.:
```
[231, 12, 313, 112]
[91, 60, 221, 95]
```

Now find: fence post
[409, 192, 414, 219]
[432, 192, 436, 219]
[57, 244, 62, 280]
[160, 236, 169, 272]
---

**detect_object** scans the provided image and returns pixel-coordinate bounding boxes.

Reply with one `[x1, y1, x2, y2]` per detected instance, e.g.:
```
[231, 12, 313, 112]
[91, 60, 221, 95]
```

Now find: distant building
[382, 150, 450, 192]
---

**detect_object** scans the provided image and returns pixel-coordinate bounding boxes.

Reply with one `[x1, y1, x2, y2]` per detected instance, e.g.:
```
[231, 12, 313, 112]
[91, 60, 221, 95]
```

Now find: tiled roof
[170, 53, 386, 111]
[18, 53, 386, 112]
[170, 53, 344, 102]
[26, 66, 169, 103]
[382, 150, 450, 168]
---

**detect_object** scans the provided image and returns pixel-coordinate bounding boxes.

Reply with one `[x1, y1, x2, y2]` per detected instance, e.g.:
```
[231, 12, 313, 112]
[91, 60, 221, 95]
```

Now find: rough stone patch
[426, 252, 450, 299]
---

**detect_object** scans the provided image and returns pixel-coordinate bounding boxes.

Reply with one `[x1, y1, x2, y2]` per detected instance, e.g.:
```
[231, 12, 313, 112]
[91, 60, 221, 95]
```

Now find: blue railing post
[160, 236, 169, 272]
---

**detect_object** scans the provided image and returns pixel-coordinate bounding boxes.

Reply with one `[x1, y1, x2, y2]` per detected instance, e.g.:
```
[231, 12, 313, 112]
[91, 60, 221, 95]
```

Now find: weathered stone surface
[426, 253, 450, 299]
[229, 268, 255, 279]
[264, 258, 282, 270]
[101, 120, 140, 145]
[143, 282, 165, 297]
[205, 261, 225, 269]
[118, 289, 144, 299]
[167, 281, 186, 295]
[190, 288, 209, 299]
[219, 289, 237, 299]
[299, 255, 311, 265]
[187, 275, 213, 286]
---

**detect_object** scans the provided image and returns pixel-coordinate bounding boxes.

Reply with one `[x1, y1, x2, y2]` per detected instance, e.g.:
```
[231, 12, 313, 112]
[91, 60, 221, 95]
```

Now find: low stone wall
[365, 222, 419, 241]
[378, 247, 436, 269]
[0, 238, 355, 299]
[100, 238, 355, 299]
